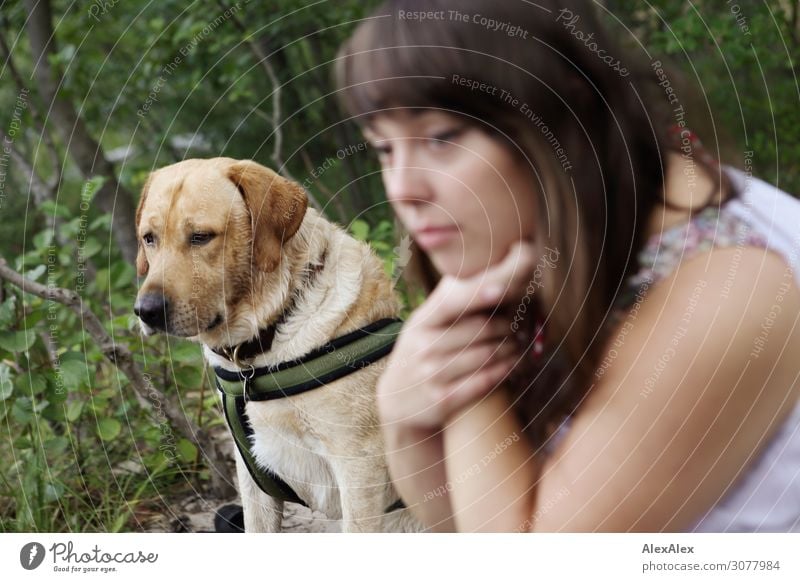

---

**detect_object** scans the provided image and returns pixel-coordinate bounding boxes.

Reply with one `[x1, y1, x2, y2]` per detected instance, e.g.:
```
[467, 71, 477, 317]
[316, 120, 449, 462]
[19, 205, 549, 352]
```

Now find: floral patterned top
[544, 175, 800, 531]
[611, 201, 770, 320]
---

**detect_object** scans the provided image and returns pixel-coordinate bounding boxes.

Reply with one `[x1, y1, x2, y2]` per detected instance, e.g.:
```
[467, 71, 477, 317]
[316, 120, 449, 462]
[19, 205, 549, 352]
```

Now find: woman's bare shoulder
[530, 245, 800, 531]
[595, 243, 800, 413]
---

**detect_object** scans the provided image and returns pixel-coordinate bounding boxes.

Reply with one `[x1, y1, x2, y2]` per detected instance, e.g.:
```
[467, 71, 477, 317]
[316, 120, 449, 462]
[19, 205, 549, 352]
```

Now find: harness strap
[221, 390, 307, 506]
[214, 318, 406, 512]
[214, 319, 404, 400]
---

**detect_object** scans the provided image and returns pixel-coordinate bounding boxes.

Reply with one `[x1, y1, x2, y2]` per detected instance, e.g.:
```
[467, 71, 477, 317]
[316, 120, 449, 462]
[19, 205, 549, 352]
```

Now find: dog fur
[134, 157, 421, 532]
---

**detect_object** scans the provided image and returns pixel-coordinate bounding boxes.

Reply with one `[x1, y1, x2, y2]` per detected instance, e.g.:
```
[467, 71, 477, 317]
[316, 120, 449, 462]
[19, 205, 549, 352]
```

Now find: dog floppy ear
[226, 160, 308, 272]
[135, 173, 154, 277]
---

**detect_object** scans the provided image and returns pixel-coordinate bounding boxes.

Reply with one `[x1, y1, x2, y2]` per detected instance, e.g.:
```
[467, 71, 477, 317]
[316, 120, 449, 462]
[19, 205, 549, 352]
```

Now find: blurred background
[0, 0, 798, 532]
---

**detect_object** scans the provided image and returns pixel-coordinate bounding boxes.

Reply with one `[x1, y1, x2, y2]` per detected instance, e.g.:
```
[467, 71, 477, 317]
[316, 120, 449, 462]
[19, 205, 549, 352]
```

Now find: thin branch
[0, 257, 236, 498]
[214, 1, 325, 200]
[299, 149, 345, 221]
[218, 1, 285, 169]
[0, 129, 54, 206]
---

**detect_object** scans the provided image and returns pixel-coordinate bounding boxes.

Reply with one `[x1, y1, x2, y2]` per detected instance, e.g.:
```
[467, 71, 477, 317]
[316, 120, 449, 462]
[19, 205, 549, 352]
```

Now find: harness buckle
[239, 361, 256, 401]
[232, 343, 244, 367]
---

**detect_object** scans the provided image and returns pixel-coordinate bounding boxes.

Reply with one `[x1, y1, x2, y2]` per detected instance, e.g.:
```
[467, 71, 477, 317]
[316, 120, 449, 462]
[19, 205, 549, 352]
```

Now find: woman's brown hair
[335, 0, 737, 443]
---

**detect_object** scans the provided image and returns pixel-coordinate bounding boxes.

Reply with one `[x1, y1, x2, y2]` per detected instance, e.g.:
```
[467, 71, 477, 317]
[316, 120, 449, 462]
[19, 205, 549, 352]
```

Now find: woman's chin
[432, 240, 524, 280]
[431, 251, 488, 281]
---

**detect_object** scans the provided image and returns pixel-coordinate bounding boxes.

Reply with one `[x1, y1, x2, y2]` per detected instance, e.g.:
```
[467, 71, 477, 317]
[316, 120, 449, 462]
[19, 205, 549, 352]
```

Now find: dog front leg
[234, 449, 284, 532]
[331, 458, 389, 532]
[337, 484, 386, 533]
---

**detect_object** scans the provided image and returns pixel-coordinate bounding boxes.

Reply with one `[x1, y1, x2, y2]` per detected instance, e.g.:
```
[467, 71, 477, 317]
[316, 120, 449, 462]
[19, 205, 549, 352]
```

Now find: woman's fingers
[377, 240, 538, 430]
[439, 312, 515, 347]
[435, 336, 520, 385]
[435, 356, 517, 415]
[378, 329, 520, 428]
[420, 240, 538, 326]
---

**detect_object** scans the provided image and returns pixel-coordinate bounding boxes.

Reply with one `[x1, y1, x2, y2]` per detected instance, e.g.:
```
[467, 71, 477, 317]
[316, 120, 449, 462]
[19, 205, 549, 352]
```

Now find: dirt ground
[145, 495, 340, 533]
[141, 428, 341, 533]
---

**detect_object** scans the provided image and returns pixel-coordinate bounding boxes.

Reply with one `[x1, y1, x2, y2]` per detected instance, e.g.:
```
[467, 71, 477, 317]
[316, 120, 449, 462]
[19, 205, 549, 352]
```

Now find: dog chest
[244, 399, 341, 516]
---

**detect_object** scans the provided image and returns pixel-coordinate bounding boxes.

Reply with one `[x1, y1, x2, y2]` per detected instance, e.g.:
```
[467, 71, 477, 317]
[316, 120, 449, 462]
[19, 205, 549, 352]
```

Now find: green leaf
[33, 231, 54, 252]
[46, 374, 68, 404]
[14, 436, 32, 449]
[94, 268, 109, 293]
[21, 309, 45, 328]
[0, 364, 13, 400]
[53, 43, 76, 65]
[87, 397, 110, 414]
[58, 359, 89, 390]
[25, 264, 47, 282]
[349, 219, 369, 240]
[176, 438, 197, 463]
[39, 200, 71, 219]
[97, 418, 121, 441]
[109, 261, 135, 290]
[18, 373, 47, 396]
[66, 400, 83, 422]
[44, 436, 69, 456]
[173, 365, 202, 388]
[0, 329, 36, 352]
[12, 398, 33, 424]
[44, 481, 65, 503]
[169, 341, 201, 362]
[111, 512, 128, 532]
[96, 387, 117, 400]
[42, 402, 65, 422]
[80, 176, 106, 204]
[80, 237, 103, 259]
[0, 296, 17, 327]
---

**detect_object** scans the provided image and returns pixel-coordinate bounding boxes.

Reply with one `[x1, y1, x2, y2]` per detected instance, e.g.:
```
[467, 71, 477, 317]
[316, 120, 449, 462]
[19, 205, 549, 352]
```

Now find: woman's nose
[383, 159, 432, 205]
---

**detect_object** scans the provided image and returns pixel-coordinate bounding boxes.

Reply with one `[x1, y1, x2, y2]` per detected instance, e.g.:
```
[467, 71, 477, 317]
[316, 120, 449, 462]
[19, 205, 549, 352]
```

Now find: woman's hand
[377, 240, 538, 430]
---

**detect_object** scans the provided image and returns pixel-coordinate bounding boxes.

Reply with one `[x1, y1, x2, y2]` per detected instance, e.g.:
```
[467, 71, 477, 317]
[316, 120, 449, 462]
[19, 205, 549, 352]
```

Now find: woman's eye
[190, 232, 215, 246]
[371, 141, 392, 157]
[427, 127, 464, 150]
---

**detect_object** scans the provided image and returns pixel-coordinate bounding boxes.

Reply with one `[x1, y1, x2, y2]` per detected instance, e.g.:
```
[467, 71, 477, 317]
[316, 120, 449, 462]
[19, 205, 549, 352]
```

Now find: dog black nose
[134, 293, 169, 329]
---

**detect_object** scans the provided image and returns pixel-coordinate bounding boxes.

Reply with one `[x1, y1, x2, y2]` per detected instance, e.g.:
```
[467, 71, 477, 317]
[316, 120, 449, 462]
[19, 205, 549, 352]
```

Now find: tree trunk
[23, 0, 139, 264]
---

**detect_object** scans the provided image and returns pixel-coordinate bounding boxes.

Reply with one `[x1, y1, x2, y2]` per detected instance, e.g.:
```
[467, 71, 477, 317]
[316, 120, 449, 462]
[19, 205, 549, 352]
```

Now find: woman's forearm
[443, 388, 541, 532]
[383, 425, 457, 531]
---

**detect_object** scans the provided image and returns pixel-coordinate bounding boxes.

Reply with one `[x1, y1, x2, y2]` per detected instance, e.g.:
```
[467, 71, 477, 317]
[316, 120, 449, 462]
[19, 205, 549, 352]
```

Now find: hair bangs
[335, 11, 492, 127]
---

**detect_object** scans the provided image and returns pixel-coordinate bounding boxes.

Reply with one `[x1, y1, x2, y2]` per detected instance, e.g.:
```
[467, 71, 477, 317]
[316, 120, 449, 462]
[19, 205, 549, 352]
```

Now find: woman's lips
[414, 226, 459, 249]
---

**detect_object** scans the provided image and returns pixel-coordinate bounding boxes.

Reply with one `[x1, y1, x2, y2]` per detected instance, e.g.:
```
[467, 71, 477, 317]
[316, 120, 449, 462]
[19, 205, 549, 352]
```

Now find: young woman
[335, 0, 800, 532]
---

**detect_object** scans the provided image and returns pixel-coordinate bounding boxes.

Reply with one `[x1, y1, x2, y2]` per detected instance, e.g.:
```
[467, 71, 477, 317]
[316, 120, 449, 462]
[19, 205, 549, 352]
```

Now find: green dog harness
[213, 317, 406, 512]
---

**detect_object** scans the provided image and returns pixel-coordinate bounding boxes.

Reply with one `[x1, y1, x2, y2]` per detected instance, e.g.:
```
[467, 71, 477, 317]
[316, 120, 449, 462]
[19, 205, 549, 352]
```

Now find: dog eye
[143, 233, 155, 246]
[190, 232, 215, 246]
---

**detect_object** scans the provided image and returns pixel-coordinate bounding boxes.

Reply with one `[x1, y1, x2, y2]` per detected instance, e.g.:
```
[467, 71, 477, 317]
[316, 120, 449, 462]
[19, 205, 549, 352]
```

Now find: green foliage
[608, 0, 800, 193]
[0, 212, 217, 532]
[348, 217, 419, 317]
[1, 0, 797, 532]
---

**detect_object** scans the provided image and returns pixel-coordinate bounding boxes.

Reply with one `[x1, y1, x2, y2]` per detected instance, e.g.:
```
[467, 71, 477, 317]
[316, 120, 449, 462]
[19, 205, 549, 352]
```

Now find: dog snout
[134, 292, 169, 330]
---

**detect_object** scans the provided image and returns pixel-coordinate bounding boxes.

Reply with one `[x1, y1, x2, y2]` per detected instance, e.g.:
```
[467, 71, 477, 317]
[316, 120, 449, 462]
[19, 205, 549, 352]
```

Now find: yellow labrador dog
[134, 157, 420, 532]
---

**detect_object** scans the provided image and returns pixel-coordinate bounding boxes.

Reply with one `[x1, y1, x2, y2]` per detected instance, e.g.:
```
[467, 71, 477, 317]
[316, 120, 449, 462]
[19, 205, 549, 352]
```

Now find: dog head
[133, 157, 307, 338]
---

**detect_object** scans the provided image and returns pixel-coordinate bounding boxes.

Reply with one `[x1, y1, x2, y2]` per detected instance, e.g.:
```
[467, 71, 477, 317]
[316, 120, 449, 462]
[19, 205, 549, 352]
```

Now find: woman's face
[363, 110, 537, 279]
